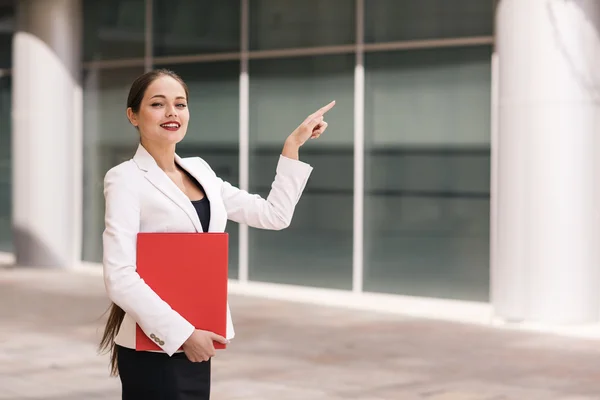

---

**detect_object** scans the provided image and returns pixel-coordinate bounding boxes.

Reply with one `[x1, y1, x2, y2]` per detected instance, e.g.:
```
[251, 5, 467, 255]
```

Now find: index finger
[304, 100, 336, 124]
[316, 100, 336, 116]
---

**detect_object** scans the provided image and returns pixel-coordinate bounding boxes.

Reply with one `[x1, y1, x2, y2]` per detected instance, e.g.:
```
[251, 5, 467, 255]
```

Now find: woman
[98, 68, 334, 399]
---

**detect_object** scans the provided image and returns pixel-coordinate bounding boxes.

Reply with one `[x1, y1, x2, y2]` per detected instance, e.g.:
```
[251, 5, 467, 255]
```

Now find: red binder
[135, 232, 229, 351]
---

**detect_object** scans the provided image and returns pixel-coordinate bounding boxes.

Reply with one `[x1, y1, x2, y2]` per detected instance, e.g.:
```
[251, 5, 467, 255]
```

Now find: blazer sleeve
[203, 155, 313, 229]
[102, 166, 195, 356]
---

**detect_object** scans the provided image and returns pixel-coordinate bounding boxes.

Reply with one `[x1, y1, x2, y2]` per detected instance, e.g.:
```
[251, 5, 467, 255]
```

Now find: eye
[176, 103, 187, 108]
[151, 102, 163, 107]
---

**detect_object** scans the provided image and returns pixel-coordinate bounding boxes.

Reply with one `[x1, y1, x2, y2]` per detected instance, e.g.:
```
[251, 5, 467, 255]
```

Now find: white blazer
[102, 143, 313, 356]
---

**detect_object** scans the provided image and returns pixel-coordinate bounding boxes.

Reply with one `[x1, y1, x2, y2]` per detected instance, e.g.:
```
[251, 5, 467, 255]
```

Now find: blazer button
[150, 334, 156, 339]
[159, 340, 165, 346]
[154, 337, 160, 343]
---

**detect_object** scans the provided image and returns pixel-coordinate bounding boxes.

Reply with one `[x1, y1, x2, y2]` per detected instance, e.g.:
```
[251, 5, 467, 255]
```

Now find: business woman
[97, 68, 334, 399]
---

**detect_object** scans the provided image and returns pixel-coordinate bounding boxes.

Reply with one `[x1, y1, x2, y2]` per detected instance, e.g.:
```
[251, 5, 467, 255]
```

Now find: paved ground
[1, 266, 600, 399]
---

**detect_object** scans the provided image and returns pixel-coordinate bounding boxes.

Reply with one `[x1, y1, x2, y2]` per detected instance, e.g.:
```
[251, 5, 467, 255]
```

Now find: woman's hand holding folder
[182, 329, 229, 362]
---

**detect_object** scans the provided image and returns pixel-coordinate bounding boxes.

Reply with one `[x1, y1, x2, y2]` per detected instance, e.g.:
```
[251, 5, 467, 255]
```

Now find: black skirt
[117, 345, 211, 400]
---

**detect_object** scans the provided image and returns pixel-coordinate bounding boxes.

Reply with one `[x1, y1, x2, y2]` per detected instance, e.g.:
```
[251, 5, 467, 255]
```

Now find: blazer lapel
[133, 144, 203, 232]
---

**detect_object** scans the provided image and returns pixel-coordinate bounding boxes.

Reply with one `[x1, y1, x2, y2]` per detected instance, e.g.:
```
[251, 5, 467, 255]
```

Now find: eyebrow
[150, 94, 187, 100]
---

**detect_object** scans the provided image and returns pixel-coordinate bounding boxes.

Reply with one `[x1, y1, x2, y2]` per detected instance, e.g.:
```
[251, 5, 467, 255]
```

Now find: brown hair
[98, 68, 190, 377]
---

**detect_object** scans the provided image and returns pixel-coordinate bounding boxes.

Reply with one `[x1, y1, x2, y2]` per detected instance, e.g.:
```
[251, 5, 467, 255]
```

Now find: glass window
[248, 55, 354, 289]
[82, 67, 145, 263]
[363, 46, 492, 301]
[0, 2, 14, 69]
[83, 0, 145, 61]
[158, 62, 240, 279]
[250, 0, 355, 50]
[0, 75, 10, 252]
[153, 0, 240, 57]
[365, 0, 494, 43]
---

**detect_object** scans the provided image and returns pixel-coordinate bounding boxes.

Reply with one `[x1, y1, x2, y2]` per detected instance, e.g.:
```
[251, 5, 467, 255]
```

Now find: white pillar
[493, 0, 600, 323]
[12, 0, 82, 267]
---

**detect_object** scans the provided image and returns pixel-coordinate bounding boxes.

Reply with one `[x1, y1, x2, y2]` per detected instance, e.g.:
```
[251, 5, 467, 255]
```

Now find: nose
[165, 104, 178, 118]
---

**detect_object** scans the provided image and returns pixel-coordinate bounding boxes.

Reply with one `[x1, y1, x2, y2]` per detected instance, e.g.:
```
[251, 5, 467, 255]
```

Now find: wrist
[282, 136, 300, 160]
[182, 328, 196, 346]
[286, 134, 303, 148]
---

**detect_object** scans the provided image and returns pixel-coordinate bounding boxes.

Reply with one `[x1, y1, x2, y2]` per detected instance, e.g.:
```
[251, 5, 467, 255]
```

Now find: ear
[126, 107, 138, 127]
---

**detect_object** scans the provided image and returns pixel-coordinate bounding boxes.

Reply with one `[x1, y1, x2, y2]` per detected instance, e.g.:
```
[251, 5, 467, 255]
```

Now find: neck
[140, 139, 177, 172]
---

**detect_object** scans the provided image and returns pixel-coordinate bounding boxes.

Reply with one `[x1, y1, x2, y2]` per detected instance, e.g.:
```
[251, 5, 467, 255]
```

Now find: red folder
[135, 232, 229, 351]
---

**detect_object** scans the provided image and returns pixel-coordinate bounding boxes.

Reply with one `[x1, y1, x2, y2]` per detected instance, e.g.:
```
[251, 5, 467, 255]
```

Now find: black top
[180, 167, 211, 231]
[191, 196, 210, 232]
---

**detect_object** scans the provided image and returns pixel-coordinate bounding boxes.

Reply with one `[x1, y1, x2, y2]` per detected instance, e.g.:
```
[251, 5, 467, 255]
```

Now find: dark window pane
[83, 0, 145, 61]
[249, 55, 354, 289]
[363, 46, 492, 301]
[250, 0, 355, 50]
[0, 76, 10, 251]
[0, 3, 14, 69]
[153, 0, 240, 57]
[365, 0, 493, 43]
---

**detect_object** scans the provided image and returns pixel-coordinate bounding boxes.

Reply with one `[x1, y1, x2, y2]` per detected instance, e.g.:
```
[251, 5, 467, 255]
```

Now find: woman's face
[127, 75, 190, 146]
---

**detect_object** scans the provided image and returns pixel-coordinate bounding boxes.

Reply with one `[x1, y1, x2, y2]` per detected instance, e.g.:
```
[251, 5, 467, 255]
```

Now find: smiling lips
[160, 121, 181, 131]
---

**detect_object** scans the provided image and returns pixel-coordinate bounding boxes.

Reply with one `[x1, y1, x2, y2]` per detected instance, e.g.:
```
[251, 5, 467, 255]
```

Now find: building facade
[2, 0, 599, 326]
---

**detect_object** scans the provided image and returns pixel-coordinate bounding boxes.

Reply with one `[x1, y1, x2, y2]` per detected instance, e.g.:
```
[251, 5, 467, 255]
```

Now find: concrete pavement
[1, 265, 600, 399]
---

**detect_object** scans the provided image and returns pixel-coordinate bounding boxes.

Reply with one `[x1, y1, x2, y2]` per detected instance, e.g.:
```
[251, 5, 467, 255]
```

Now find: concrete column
[492, 0, 600, 323]
[12, 0, 82, 267]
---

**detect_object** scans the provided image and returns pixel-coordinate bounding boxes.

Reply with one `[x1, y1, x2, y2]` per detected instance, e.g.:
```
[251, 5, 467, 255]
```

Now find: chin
[142, 129, 187, 147]
[160, 131, 186, 145]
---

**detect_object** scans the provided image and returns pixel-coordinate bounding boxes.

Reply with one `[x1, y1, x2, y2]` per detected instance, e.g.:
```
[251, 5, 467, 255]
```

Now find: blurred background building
[1, 0, 599, 327]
